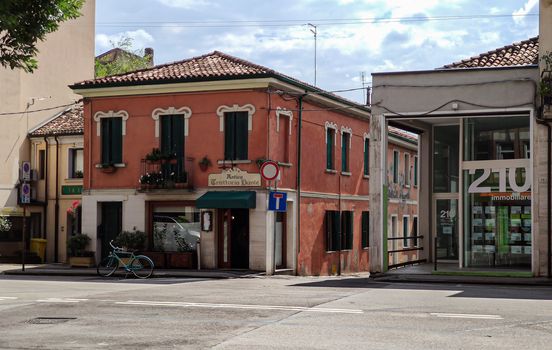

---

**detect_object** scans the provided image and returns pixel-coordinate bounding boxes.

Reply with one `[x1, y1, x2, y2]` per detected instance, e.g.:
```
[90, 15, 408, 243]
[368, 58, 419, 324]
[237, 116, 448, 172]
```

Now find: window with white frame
[392, 150, 399, 183]
[69, 148, 83, 178]
[404, 153, 411, 187]
[325, 122, 338, 170]
[402, 215, 410, 247]
[341, 127, 352, 173]
[413, 155, 418, 187]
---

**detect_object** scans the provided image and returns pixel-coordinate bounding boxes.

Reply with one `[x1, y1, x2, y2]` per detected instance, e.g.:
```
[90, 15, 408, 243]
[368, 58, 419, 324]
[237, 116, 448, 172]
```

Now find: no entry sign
[260, 161, 279, 181]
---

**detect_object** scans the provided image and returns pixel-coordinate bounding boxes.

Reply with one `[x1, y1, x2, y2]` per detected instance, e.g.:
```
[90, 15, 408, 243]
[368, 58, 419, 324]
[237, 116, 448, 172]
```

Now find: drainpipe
[296, 93, 305, 275]
[535, 116, 552, 278]
[43, 137, 49, 249]
[54, 136, 60, 263]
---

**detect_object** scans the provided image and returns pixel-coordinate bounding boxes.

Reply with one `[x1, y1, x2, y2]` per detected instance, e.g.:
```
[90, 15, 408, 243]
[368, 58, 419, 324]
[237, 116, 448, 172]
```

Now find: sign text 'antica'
[208, 168, 261, 187]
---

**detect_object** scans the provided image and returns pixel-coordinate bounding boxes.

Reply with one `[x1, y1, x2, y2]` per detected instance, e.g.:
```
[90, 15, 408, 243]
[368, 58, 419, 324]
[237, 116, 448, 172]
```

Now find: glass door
[435, 198, 459, 261]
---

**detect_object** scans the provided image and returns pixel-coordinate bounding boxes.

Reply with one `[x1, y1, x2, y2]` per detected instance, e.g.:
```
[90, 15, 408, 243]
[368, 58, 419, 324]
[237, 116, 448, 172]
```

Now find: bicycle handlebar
[109, 240, 123, 251]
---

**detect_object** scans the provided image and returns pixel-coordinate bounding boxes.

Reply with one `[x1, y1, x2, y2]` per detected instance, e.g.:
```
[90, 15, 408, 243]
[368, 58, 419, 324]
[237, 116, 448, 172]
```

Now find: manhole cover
[28, 317, 76, 324]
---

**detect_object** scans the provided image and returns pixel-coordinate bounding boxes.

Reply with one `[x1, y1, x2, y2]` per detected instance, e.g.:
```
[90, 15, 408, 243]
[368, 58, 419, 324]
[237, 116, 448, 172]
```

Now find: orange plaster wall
[85, 90, 272, 190]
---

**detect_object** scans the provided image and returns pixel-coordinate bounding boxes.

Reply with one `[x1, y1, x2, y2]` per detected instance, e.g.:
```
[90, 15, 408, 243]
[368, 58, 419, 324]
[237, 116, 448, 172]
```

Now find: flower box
[167, 252, 196, 269]
[69, 256, 95, 267]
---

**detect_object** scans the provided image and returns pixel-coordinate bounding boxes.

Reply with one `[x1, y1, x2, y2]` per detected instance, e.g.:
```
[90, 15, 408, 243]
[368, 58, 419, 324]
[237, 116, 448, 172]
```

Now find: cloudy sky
[95, 0, 539, 103]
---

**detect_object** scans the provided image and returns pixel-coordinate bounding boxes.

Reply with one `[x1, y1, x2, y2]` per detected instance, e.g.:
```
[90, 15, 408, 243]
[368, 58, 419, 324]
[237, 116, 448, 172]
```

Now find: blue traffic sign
[268, 191, 287, 211]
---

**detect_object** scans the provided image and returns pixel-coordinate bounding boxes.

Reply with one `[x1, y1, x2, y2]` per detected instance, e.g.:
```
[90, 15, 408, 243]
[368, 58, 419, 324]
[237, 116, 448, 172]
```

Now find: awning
[196, 191, 256, 209]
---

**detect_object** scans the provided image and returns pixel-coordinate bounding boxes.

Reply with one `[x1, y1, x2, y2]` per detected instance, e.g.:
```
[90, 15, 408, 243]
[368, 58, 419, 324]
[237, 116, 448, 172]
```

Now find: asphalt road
[0, 275, 552, 349]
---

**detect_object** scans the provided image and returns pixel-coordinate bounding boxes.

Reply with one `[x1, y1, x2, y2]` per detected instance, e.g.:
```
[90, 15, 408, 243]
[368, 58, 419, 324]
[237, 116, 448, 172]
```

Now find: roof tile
[442, 36, 539, 69]
[29, 102, 83, 137]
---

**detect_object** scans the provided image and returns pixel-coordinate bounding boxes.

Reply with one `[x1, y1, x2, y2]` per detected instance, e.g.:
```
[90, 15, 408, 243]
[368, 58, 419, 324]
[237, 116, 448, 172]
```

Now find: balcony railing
[138, 157, 194, 191]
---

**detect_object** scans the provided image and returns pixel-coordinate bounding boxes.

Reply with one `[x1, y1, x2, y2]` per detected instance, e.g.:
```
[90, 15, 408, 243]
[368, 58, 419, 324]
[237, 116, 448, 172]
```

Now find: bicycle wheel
[97, 256, 118, 277]
[129, 255, 154, 279]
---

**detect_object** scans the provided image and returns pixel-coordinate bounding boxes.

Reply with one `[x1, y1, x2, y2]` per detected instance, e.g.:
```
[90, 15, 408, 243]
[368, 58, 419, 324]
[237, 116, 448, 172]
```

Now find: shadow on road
[291, 278, 552, 300]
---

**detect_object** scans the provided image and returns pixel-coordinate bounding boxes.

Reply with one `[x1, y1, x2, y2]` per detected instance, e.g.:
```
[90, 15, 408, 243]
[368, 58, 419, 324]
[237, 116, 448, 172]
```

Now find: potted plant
[74, 170, 84, 178]
[67, 233, 95, 267]
[145, 148, 162, 162]
[113, 230, 146, 252]
[198, 156, 212, 172]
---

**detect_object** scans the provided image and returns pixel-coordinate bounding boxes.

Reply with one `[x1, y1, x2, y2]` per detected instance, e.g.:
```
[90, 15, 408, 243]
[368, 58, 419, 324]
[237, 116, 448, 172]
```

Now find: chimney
[144, 47, 154, 67]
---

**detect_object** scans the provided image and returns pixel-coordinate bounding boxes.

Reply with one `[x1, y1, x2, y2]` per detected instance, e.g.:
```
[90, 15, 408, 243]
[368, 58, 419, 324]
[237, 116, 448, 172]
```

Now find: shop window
[38, 150, 46, 180]
[392, 150, 399, 183]
[0, 217, 23, 242]
[363, 137, 369, 176]
[433, 125, 459, 193]
[224, 112, 248, 160]
[325, 210, 340, 251]
[152, 207, 201, 252]
[361, 211, 370, 248]
[69, 148, 83, 178]
[402, 216, 410, 247]
[341, 132, 350, 173]
[101, 117, 123, 164]
[341, 211, 353, 250]
[404, 153, 410, 187]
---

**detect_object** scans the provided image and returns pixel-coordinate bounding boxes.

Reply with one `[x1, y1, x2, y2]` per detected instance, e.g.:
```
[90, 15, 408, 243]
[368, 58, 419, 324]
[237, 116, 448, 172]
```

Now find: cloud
[96, 29, 154, 52]
[157, 0, 210, 8]
[513, 0, 538, 24]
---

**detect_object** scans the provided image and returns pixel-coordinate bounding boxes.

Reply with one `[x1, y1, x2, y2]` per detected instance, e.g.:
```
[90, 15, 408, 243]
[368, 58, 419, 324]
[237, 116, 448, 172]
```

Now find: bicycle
[97, 240, 154, 279]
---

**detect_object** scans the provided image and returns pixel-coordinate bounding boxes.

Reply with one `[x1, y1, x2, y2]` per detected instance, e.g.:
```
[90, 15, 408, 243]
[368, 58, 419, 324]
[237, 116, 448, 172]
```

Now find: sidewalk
[0, 263, 262, 279]
[373, 263, 552, 286]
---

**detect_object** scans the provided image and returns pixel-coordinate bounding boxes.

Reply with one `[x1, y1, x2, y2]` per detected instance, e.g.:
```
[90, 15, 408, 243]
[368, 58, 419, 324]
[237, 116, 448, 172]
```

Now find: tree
[0, 0, 84, 72]
[95, 37, 153, 78]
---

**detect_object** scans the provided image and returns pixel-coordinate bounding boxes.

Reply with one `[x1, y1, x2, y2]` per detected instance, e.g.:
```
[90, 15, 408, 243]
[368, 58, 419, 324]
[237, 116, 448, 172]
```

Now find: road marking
[116, 300, 364, 314]
[36, 298, 89, 303]
[430, 313, 503, 320]
[0, 297, 18, 301]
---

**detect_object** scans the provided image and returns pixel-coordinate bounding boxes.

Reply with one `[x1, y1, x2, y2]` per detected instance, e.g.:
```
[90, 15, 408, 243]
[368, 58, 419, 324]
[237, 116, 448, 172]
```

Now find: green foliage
[67, 233, 91, 257]
[0, 0, 84, 72]
[95, 37, 152, 78]
[114, 230, 146, 252]
[0, 216, 12, 232]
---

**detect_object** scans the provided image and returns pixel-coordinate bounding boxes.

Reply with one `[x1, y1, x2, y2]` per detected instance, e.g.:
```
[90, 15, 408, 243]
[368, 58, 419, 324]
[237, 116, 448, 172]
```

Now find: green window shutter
[173, 115, 185, 177]
[364, 138, 369, 176]
[341, 133, 349, 172]
[224, 113, 236, 160]
[111, 118, 123, 164]
[326, 129, 334, 169]
[235, 112, 248, 160]
[160, 115, 172, 156]
[362, 211, 369, 248]
[325, 211, 332, 251]
[341, 211, 353, 249]
[101, 119, 110, 163]
[332, 211, 341, 251]
[414, 156, 418, 186]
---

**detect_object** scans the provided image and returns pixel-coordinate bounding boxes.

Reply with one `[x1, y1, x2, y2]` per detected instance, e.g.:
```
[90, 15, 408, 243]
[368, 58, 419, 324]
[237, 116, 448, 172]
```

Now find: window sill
[341, 171, 352, 176]
[217, 160, 252, 165]
[363, 175, 370, 179]
[325, 169, 337, 174]
[65, 178, 83, 182]
[363, 247, 370, 250]
[95, 163, 126, 168]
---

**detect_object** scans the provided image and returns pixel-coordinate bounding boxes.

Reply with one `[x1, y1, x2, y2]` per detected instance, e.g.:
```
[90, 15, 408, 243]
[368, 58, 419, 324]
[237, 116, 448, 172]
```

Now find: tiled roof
[73, 51, 276, 87]
[442, 36, 539, 69]
[29, 102, 83, 137]
[388, 126, 418, 143]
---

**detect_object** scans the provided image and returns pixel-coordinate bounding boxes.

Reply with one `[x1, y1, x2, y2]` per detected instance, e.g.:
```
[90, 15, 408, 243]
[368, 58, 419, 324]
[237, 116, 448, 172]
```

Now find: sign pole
[22, 205, 26, 272]
[272, 179, 278, 275]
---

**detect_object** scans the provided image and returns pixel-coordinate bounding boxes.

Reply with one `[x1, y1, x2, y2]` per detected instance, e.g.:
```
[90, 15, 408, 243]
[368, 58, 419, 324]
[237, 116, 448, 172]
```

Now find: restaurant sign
[208, 168, 261, 187]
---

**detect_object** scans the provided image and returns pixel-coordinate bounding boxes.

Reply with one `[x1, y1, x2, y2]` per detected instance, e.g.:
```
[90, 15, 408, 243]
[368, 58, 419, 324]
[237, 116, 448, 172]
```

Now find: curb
[371, 274, 552, 286]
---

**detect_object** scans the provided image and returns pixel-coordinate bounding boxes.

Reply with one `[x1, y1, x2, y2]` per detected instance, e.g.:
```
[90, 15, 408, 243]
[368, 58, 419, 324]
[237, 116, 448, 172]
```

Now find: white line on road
[36, 298, 89, 303]
[430, 313, 503, 320]
[0, 297, 18, 300]
[116, 300, 364, 314]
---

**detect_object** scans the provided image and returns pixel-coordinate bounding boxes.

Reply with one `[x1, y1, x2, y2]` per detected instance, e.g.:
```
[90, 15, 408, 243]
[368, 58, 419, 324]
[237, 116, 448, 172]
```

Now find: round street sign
[260, 161, 279, 181]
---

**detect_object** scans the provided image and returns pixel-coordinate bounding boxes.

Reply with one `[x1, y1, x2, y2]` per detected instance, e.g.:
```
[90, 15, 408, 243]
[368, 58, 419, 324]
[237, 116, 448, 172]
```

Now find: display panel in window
[153, 208, 200, 252]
